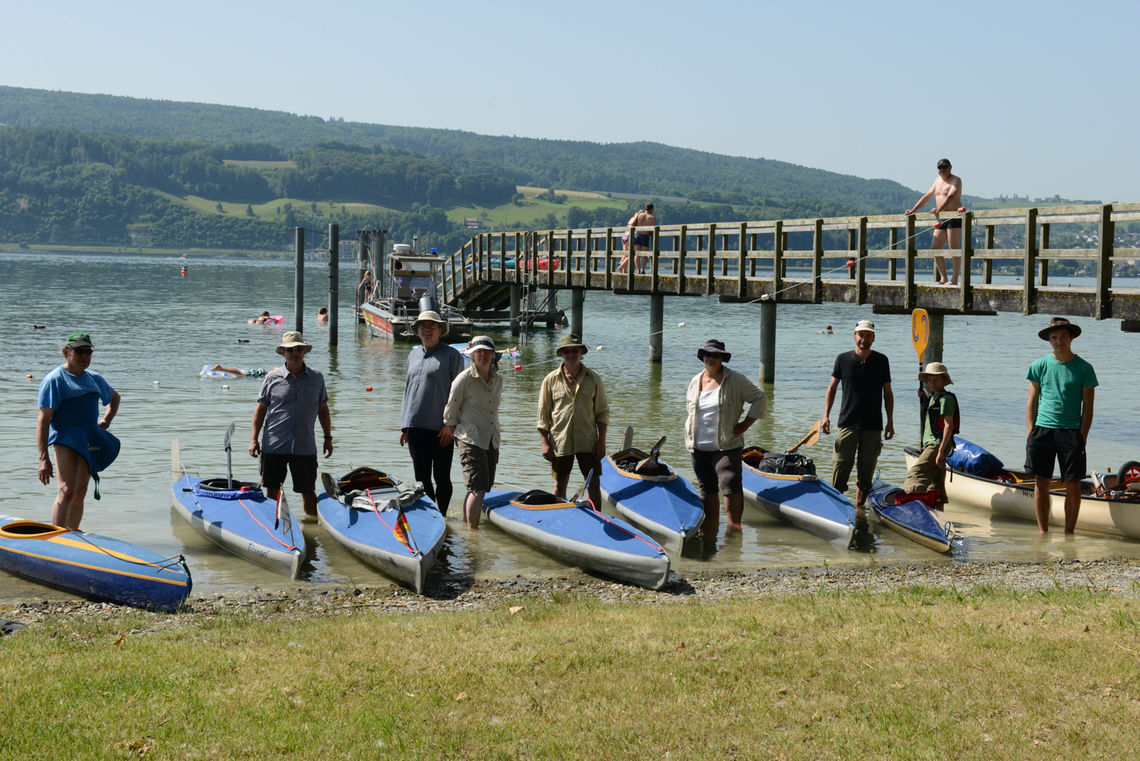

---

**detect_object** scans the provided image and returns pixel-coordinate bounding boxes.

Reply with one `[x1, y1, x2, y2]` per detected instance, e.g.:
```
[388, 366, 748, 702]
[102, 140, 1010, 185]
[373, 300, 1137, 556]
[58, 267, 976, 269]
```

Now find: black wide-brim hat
[697, 339, 731, 362]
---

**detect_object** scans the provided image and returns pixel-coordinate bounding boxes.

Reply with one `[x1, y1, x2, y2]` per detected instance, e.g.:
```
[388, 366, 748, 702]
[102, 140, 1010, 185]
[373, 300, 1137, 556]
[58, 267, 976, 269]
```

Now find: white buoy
[678, 322, 686, 328]
[152, 380, 160, 386]
[595, 346, 604, 352]
[221, 384, 230, 390]
[760, 294, 770, 301]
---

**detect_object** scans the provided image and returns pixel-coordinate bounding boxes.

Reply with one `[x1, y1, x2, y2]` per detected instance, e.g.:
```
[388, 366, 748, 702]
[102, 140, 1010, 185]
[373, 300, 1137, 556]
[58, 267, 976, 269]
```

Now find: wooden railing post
[706, 224, 717, 295]
[959, 211, 973, 312]
[1039, 223, 1050, 287]
[983, 225, 994, 284]
[888, 227, 898, 280]
[847, 228, 857, 280]
[678, 225, 688, 295]
[584, 229, 593, 289]
[736, 222, 747, 301]
[855, 217, 867, 305]
[905, 214, 917, 310]
[1096, 204, 1114, 320]
[812, 219, 823, 304]
[772, 220, 783, 301]
[564, 229, 573, 288]
[605, 228, 614, 291]
[651, 226, 661, 294]
[546, 230, 555, 289]
[1023, 208, 1038, 316]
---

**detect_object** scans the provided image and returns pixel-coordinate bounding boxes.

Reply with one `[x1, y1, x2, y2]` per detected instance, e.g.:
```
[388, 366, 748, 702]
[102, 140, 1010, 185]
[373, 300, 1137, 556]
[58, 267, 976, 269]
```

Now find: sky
[3, 0, 1137, 202]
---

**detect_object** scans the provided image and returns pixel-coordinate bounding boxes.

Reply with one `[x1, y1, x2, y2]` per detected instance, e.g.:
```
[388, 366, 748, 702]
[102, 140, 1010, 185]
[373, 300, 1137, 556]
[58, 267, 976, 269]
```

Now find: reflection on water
[1, 252, 1139, 602]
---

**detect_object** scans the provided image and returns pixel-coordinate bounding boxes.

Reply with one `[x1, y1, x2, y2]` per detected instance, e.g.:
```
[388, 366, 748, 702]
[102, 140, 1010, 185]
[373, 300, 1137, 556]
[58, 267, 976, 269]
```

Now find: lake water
[2, 250, 1138, 601]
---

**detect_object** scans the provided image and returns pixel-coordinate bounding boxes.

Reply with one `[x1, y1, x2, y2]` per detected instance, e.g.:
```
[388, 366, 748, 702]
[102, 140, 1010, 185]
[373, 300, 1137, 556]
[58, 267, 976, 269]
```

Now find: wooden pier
[441, 203, 1140, 379]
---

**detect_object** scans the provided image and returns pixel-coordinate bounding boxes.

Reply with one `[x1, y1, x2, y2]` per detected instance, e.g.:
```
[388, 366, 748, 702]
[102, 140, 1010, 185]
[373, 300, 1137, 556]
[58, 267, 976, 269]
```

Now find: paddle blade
[911, 309, 930, 364]
[571, 468, 595, 504]
[786, 421, 821, 453]
[276, 492, 293, 535]
[621, 425, 633, 451]
[321, 472, 340, 501]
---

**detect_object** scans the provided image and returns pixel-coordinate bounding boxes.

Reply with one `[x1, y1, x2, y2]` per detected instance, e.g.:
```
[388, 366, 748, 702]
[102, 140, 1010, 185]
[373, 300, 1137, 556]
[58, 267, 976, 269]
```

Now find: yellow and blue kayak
[0, 515, 191, 611]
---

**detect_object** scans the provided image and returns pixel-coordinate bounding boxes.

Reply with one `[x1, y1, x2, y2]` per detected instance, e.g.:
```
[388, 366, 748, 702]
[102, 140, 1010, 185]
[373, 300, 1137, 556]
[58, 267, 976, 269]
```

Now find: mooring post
[923, 312, 944, 364]
[758, 300, 776, 383]
[510, 284, 522, 336]
[571, 289, 584, 337]
[649, 293, 664, 363]
[327, 224, 338, 348]
[294, 227, 305, 333]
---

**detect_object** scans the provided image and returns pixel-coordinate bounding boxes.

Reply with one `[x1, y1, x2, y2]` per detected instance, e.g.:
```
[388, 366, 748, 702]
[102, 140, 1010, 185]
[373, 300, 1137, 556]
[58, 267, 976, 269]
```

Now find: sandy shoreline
[3, 558, 1138, 632]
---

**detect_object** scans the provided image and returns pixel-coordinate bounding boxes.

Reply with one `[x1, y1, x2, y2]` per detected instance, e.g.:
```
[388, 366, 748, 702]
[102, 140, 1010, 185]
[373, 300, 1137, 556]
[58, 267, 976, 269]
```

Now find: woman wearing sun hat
[36, 332, 121, 529]
[684, 339, 767, 537]
[442, 336, 502, 529]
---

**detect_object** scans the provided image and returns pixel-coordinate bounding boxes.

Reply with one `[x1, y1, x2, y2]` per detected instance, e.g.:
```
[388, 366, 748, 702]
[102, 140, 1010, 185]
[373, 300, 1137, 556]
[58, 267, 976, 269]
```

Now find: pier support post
[571, 289, 584, 337]
[294, 227, 305, 333]
[923, 313, 944, 364]
[327, 224, 338, 348]
[649, 293, 664, 363]
[758, 300, 776, 383]
[546, 288, 558, 328]
[510, 285, 522, 336]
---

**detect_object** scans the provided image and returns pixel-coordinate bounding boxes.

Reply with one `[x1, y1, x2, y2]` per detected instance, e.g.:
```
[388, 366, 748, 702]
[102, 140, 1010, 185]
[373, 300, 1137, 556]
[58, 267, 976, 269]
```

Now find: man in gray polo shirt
[249, 331, 332, 518]
[400, 311, 465, 515]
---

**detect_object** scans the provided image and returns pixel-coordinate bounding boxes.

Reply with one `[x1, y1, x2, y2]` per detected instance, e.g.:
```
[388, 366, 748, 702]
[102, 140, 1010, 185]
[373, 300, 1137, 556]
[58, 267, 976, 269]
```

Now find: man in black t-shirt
[821, 320, 895, 507]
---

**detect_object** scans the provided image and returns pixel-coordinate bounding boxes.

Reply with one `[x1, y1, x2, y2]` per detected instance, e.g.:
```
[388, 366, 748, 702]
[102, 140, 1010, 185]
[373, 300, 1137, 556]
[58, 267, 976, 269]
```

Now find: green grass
[152, 191, 397, 222]
[2, 587, 1137, 759]
[448, 187, 628, 229]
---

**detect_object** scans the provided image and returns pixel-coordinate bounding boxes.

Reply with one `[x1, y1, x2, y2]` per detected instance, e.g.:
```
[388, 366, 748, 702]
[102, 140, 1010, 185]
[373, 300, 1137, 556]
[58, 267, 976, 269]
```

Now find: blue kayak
[869, 480, 953, 553]
[599, 449, 704, 551]
[741, 446, 856, 544]
[171, 473, 307, 577]
[0, 515, 191, 611]
[483, 489, 670, 590]
[317, 468, 446, 594]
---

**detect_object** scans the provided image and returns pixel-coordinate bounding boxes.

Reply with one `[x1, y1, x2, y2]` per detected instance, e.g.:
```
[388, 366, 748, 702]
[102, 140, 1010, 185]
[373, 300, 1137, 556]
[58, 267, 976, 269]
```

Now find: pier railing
[442, 202, 1140, 324]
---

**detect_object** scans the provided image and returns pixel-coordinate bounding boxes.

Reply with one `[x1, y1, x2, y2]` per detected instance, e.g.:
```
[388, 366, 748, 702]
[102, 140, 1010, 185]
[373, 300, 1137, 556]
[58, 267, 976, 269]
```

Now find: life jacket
[925, 391, 960, 443]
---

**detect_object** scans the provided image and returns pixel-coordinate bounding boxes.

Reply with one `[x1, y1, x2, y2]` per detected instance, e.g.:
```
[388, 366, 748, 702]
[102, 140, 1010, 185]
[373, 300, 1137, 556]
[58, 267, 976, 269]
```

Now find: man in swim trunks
[37, 332, 121, 529]
[249, 331, 332, 519]
[619, 203, 656, 274]
[906, 158, 964, 285]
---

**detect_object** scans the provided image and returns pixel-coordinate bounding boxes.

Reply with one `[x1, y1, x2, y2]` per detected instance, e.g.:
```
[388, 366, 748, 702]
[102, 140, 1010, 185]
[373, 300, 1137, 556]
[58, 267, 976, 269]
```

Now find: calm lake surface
[2, 250, 1138, 601]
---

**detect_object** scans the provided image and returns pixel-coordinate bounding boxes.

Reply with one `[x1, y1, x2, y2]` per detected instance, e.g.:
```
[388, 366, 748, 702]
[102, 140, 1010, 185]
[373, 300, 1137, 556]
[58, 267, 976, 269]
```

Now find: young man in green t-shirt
[904, 362, 958, 506]
[1025, 317, 1098, 534]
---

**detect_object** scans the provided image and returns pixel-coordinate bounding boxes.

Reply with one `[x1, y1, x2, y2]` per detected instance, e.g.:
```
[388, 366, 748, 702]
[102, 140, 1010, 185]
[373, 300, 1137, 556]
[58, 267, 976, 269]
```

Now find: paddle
[786, 421, 821, 454]
[223, 422, 236, 490]
[636, 435, 666, 473]
[571, 468, 595, 506]
[911, 309, 930, 444]
[621, 425, 633, 452]
[321, 472, 340, 502]
[275, 491, 293, 537]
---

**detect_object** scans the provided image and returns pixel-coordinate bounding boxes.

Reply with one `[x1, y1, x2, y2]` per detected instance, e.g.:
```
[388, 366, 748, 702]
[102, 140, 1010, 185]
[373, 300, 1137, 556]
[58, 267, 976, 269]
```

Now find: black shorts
[939, 218, 962, 230]
[690, 448, 743, 497]
[633, 233, 651, 247]
[260, 453, 318, 494]
[1024, 426, 1086, 481]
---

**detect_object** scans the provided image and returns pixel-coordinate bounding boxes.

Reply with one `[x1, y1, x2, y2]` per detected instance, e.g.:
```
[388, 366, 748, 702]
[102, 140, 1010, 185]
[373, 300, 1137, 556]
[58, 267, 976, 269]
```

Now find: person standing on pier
[400, 311, 465, 515]
[1025, 317, 1097, 534]
[537, 334, 610, 509]
[821, 320, 894, 508]
[36, 332, 121, 529]
[249, 332, 332, 520]
[619, 203, 656, 274]
[906, 158, 963, 285]
[684, 339, 767, 537]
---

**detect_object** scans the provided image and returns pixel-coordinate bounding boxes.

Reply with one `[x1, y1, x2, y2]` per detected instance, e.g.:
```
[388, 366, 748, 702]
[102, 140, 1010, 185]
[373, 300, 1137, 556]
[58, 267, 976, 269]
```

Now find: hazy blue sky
[4, 0, 1136, 202]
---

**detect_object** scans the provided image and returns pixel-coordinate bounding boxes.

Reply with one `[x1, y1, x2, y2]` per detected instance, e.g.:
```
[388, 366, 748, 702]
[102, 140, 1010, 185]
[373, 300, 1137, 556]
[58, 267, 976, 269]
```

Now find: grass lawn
[2, 585, 1137, 759]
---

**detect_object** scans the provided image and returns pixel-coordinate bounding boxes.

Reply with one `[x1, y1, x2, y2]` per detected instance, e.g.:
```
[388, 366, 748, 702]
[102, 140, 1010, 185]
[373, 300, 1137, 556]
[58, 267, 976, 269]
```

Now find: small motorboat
[361, 242, 473, 342]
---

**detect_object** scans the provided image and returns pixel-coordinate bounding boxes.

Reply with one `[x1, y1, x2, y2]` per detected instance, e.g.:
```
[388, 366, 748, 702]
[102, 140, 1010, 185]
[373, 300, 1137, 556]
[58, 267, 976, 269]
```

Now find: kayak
[868, 480, 953, 553]
[171, 437, 306, 577]
[903, 445, 1140, 539]
[317, 468, 446, 594]
[599, 447, 704, 551]
[740, 446, 856, 544]
[483, 489, 670, 590]
[0, 515, 191, 611]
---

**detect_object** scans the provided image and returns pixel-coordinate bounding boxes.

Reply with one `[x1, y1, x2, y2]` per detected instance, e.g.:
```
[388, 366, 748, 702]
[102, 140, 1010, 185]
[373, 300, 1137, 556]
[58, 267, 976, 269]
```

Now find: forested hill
[0, 85, 917, 210]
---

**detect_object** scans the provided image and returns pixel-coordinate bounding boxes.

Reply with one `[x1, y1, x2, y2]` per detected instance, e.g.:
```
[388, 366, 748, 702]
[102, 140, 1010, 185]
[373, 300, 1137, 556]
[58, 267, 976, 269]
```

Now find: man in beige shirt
[906, 158, 964, 285]
[537, 334, 610, 508]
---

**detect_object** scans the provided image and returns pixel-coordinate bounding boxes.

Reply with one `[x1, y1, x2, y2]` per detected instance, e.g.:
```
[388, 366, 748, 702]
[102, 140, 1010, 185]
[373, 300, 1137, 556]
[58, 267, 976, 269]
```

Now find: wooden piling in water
[649, 294, 663, 363]
[327, 224, 338, 348]
[293, 227, 304, 333]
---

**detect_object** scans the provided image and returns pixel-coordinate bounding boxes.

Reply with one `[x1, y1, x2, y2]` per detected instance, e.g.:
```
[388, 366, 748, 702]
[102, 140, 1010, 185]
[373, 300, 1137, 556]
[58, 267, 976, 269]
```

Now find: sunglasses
[560, 348, 581, 355]
[71, 347, 94, 355]
[283, 347, 306, 353]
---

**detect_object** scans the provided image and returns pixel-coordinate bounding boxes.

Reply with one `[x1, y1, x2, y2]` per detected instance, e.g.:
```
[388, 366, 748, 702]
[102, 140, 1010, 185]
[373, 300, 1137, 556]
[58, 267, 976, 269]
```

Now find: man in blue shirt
[1025, 317, 1097, 534]
[249, 332, 332, 519]
[400, 311, 465, 515]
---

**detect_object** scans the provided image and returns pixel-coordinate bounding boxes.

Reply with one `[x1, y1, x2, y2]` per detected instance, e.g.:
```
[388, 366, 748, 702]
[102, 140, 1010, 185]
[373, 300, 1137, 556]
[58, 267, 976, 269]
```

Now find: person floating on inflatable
[36, 332, 121, 529]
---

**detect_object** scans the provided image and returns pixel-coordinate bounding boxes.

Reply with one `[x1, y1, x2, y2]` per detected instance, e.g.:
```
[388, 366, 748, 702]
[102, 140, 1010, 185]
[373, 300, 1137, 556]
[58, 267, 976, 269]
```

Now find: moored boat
[598, 441, 704, 551]
[0, 515, 191, 611]
[361, 242, 473, 342]
[868, 480, 953, 553]
[483, 489, 670, 590]
[740, 446, 856, 544]
[170, 438, 306, 577]
[317, 468, 446, 595]
[903, 446, 1140, 539]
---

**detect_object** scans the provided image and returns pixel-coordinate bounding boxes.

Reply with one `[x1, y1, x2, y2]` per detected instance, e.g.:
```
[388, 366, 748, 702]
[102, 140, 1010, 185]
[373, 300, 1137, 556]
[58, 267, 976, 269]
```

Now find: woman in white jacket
[684, 339, 767, 538]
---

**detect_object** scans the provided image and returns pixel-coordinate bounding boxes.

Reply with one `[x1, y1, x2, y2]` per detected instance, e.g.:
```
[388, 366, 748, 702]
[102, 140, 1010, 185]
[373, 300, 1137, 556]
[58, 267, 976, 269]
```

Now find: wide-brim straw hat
[918, 361, 953, 385]
[276, 331, 313, 355]
[556, 334, 588, 356]
[697, 339, 731, 362]
[413, 310, 448, 331]
[1038, 316, 1082, 341]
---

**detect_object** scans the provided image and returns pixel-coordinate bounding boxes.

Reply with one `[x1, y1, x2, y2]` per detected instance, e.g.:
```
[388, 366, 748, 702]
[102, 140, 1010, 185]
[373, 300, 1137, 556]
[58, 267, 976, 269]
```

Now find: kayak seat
[339, 466, 396, 492]
[515, 490, 568, 506]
